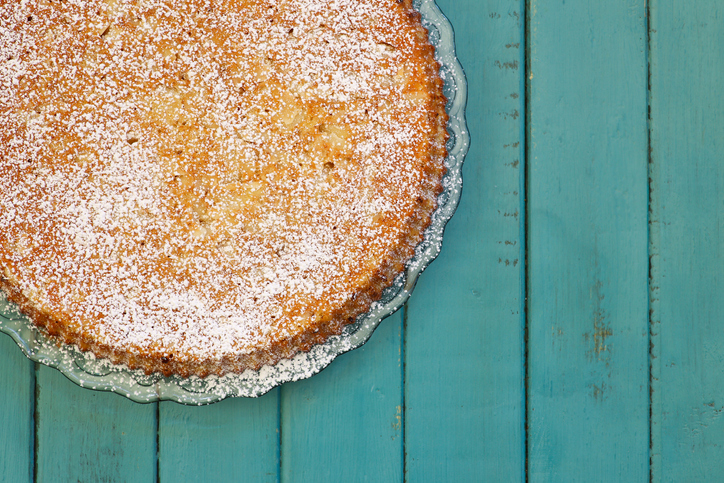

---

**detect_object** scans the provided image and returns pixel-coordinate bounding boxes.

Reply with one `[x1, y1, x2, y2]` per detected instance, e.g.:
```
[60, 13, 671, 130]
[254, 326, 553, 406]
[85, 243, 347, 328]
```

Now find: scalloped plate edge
[0, 0, 470, 405]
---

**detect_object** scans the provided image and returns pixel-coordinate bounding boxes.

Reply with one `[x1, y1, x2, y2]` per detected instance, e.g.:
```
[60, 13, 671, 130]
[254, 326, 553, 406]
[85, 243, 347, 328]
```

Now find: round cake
[0, 0, 447, 377]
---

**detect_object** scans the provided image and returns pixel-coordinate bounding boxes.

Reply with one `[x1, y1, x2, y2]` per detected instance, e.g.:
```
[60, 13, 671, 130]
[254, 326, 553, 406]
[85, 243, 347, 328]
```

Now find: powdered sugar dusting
[0, 0, 445, 370]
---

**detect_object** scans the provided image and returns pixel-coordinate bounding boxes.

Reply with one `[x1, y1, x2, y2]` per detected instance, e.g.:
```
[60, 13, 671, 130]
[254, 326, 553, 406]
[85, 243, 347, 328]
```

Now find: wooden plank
[649, 2, 724, 480]
[34, 366, 156, 483]
[158, 389, 280, 482]
[280, 311, 403, 482]
[404, 0, 525, 480]
[0, 336, 34, 483]
[526, 0, 649, 480]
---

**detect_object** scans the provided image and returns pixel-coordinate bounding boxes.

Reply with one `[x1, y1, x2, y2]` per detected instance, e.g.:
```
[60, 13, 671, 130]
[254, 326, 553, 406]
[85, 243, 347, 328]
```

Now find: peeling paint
[497, 258, 518, 267]
[589, 382, 608, 402]
[584, 281, 612, 362]
[392, 405, 402, 436]
[495, 60, 519, 70]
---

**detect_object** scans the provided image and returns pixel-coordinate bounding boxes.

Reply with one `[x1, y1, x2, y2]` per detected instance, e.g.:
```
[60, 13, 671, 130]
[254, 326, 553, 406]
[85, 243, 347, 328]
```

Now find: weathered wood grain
[159, 389, 280, 482]
[34, 366, 156, 483]
[527, 0, 649, 480]
[0, 336, 34, 483]
[404, 0, 526, 481]
[280, 311, 403, 482]
[649, 1, 724, 480]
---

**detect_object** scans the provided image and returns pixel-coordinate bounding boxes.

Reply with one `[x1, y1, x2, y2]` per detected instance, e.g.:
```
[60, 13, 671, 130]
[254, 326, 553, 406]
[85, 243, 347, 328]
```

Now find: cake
[0, 0, 447, 377]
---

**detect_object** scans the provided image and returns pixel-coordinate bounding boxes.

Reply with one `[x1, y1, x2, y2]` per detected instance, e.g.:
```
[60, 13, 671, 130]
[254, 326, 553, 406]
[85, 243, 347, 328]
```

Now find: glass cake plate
[0, 0, 469, 405]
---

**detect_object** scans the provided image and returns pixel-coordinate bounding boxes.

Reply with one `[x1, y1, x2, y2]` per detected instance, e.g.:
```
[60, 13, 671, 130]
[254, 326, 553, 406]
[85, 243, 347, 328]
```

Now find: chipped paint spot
[392, 405, 402, 437]
[498, 210, 519, 218]
[589, 382, 608, 402]
[495, 60, 519, 70]
[592, 319, 612, 357]
[499, 109, 520, 120]
[584, 280, 612, 362]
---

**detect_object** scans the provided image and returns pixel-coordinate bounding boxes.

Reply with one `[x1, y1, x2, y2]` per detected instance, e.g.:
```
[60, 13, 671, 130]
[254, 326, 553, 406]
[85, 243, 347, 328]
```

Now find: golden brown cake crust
[0, 0, 448, 377]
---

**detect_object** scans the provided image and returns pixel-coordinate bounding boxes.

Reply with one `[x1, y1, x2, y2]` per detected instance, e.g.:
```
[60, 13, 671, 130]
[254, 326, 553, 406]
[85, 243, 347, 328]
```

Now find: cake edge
[0, 0, 450, 379]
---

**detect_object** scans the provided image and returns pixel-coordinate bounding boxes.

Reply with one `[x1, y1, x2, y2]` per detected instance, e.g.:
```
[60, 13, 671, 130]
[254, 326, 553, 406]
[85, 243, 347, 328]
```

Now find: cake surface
[0, 0, 447, 377]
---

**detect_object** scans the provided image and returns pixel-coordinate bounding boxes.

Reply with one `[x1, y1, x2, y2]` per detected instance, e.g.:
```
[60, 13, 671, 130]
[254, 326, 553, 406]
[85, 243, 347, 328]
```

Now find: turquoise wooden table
[1, 0, 722, 481]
